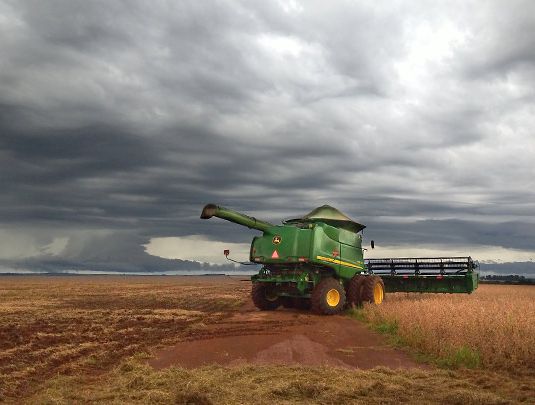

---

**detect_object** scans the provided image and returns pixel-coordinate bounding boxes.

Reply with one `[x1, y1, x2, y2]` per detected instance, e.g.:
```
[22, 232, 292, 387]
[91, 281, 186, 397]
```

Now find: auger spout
[200, 204, 274, 232]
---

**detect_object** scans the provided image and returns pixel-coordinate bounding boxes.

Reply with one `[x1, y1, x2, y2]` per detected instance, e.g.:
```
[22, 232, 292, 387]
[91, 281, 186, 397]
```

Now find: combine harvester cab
[201, 204, 479, 315]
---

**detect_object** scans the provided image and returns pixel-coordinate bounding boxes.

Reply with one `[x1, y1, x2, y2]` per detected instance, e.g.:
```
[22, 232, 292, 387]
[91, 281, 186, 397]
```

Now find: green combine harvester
[201, 204, 479, 315]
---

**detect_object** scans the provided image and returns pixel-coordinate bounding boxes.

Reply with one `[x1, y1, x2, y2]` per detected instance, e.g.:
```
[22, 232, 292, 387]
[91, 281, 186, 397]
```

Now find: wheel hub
[326, 288, 340, 307]
[373, 283, 384, 304]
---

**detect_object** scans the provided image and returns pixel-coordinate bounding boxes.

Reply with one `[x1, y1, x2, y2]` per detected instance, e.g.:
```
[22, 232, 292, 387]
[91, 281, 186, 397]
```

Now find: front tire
[311, 277, 346, 315]
[252, 283, 281, 310]
[347, 274, 366, 307]
[360, 276, 385, 304]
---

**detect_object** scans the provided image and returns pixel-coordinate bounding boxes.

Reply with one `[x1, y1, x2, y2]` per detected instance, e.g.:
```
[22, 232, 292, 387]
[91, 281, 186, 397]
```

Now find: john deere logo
[272, 235, 282, 245]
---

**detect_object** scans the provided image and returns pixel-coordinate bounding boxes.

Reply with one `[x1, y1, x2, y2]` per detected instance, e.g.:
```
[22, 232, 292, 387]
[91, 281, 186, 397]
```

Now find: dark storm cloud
[364, 218, 535, 252]
[0, 0, 534, 272]
[0, 232, 244, 273]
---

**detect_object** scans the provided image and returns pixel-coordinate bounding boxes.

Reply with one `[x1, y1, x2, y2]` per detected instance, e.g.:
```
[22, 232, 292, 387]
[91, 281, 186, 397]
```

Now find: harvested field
[0, 276, 533, 404]
[0, 275, 248, 400]
[30, 362, 535, 405]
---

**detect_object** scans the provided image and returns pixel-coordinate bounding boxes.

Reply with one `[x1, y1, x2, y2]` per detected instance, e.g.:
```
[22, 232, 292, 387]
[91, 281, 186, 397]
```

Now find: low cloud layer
[1, 1, 534, 275]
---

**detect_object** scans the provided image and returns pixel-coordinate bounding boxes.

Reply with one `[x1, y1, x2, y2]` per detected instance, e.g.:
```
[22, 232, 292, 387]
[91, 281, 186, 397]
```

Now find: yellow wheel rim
[326, 288, 340, 307]
[373, 282, 384, 304]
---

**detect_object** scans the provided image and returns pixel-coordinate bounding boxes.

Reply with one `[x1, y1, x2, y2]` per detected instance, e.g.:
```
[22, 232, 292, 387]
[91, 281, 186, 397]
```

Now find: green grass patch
[373, 320, 398, 335]
[438, 346, 481, 369]
[346, 310, 481, 370]
[346, 308, 399, 336]
[346, 307, 366, 321]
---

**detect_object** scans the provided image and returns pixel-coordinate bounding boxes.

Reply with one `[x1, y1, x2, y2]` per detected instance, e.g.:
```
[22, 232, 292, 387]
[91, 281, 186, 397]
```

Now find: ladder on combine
[365, 257, 479, 294]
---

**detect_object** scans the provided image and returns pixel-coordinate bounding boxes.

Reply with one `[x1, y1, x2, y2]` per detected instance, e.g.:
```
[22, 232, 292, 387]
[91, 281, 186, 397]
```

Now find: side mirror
[371, 240, 375, 249]
[224, 249, 230, 257]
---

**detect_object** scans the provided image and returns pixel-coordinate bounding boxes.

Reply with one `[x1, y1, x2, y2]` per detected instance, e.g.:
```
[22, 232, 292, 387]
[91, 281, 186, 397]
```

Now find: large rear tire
[252, 283, 281, 310]
[360, 276, 385, 305]
[311, 277, 346, 315]
[281, 297, 295, 309]
[347, 274, 366, 307]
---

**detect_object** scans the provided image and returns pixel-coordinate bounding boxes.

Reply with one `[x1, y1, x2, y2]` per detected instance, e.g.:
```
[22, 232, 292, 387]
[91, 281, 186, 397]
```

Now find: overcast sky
[1, 0, 534, 274]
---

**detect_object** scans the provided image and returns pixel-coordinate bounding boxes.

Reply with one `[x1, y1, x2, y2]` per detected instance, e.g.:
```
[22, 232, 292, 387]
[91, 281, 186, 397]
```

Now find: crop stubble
[0, 276, 533, 404]
[0, 276, 248, 399]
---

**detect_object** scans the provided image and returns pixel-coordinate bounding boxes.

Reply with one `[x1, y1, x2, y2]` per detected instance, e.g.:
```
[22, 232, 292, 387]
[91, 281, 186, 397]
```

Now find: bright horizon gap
[145, 236, 535, 265]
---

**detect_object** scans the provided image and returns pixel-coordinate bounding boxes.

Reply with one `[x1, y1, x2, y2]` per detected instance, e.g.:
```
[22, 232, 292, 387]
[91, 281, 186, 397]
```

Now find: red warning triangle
[271, 250, 279, 259]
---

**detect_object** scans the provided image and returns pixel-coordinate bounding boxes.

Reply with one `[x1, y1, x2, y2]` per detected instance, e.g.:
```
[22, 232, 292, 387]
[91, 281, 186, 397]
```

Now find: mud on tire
[360, 275, 385, 305]
[280, 297, 295, 309]
[346, 274, 366, 307]
[252, 283, 281, 310]
[311, 277, 346, 315]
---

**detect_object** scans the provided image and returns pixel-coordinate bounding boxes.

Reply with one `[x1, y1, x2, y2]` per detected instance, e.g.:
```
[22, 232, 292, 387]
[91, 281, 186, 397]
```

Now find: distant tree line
[480, 274, 534, 285]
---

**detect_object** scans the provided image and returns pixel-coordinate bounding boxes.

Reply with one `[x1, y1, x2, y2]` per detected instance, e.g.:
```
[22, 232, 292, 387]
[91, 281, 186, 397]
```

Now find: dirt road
[149, 293, 425, 370]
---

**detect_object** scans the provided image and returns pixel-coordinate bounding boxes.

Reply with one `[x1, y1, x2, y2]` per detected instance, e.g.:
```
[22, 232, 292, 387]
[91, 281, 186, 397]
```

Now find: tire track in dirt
[149, 300, 426, 370]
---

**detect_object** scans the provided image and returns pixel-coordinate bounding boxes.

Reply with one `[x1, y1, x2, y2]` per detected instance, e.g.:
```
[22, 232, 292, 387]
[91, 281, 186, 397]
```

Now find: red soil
[149, 300, 425, 370]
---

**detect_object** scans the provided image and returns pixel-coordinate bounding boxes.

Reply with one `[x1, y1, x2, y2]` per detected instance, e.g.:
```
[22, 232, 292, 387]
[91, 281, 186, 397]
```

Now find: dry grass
[356, 285, 535, 371]
[0, 275, 248, 400]
[30, 359, 534, 404]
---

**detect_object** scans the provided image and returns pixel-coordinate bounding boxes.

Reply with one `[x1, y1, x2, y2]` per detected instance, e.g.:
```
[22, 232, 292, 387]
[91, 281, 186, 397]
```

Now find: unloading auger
[201, 204, 479, 315]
